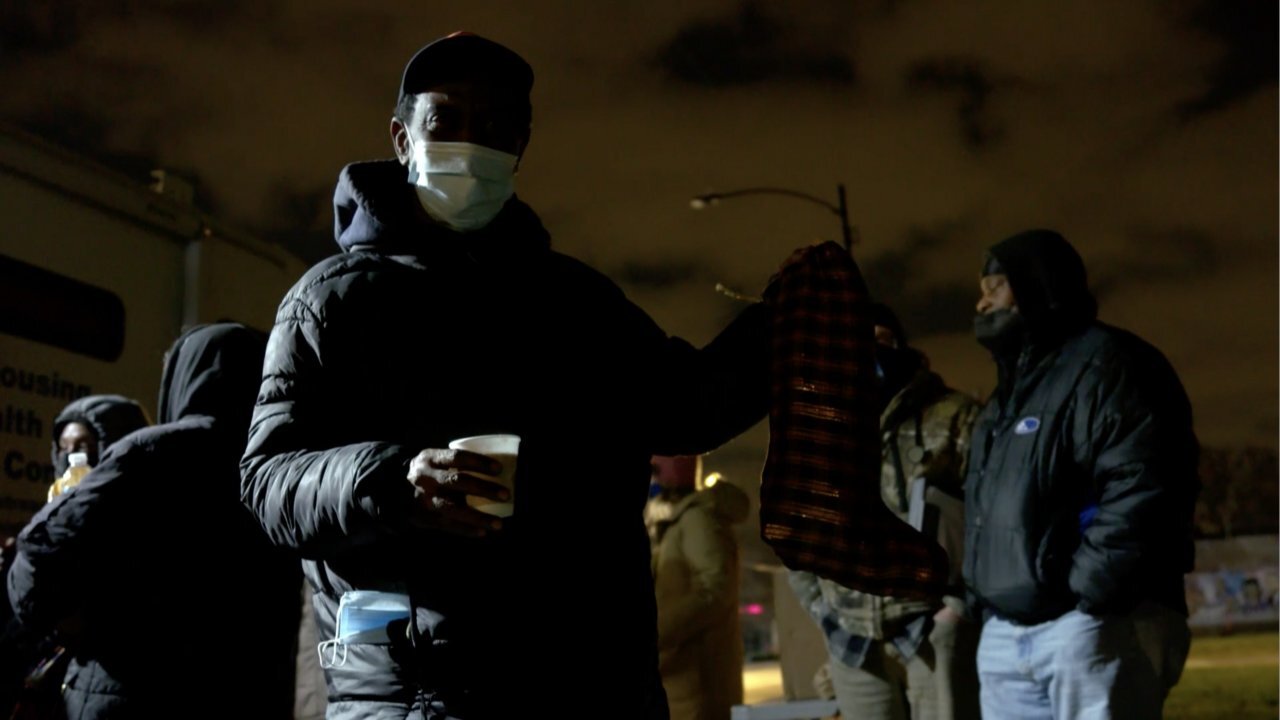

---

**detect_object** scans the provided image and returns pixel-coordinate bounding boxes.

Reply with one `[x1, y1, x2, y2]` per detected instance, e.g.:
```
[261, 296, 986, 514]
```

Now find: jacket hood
[986, 229, 1097, 339]
[333, 160, 551, 257]
[156, 324, 267, 438]
[50, 394, 150, 476]
[673, 482, 750, 525]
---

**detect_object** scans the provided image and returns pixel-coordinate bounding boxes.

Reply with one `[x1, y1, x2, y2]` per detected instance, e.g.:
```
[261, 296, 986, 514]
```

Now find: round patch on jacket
[1014, 416, 1040, 435]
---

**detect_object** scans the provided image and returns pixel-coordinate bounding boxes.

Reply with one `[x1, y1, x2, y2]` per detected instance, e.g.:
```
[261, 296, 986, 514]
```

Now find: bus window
[0, 253, 125, 362]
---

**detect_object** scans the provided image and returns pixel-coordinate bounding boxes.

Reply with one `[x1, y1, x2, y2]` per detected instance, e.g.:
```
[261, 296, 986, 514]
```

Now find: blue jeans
[977, 610, 1161, 720]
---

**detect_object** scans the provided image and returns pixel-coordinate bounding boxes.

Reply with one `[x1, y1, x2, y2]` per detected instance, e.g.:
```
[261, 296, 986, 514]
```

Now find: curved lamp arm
[690, 187, 839, 215]
[690, 184, 854, 251]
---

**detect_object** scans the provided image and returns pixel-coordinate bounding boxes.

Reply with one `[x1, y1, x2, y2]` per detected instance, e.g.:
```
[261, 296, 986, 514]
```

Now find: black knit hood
[985, 229, 1098, 341]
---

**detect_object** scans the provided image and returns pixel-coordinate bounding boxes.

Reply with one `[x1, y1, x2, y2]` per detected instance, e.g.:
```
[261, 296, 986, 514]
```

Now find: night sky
[3, 1, 1276, 500]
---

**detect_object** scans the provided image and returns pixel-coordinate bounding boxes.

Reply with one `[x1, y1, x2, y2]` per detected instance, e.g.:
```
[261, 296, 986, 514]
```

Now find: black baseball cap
[398, 32, 534, 103]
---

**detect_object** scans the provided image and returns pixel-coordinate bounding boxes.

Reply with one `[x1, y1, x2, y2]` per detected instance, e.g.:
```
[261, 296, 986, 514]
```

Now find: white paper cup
[447, 434, 520, 517]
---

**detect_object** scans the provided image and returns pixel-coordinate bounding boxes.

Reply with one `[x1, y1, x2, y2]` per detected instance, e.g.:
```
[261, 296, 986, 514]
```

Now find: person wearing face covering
[964, 230, 1199, 720]
[789, 304, 980, 720]
[0, 395, 148, 718]
[49, 395, 151, 482]
[239, 32, 772, 719]
[6, 324, 301, 719]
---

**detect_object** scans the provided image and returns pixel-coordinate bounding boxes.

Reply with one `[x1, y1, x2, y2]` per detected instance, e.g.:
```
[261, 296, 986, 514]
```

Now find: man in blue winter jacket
[964, 229, 1199, 720]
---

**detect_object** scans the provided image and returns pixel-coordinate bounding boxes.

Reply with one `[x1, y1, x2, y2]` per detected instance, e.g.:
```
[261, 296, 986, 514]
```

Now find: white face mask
[407, 139, 518, 232]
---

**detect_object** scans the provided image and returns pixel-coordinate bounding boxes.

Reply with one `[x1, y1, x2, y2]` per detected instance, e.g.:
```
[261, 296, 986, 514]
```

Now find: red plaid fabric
[760, 242, 947, 599]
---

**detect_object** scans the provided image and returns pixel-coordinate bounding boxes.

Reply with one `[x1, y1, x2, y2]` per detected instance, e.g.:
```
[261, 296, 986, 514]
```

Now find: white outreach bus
[0, 125, 307, 536]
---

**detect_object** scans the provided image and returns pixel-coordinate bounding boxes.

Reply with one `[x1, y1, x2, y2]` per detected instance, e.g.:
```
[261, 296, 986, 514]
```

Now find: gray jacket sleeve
[240, 294, 416, 557]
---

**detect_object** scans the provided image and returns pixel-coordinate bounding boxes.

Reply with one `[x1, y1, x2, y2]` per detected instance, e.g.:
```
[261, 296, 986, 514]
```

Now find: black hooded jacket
[7, 324, 300, 718]
[49, 395, 150, 479]
[964, 230, 1199, 625]
[1, 396, 147, 717]
[240, 160, 769, 718]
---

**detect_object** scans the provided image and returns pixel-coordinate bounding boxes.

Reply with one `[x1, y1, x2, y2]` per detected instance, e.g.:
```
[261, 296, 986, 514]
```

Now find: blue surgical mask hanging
[317, 590, 412, 669]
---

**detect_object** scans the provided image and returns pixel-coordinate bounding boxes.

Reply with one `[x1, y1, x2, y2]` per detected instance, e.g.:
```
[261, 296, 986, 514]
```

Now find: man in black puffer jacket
[8, 324, 300, 718]
[240, 33, 770, 719]
[964, 230, 1199, 720]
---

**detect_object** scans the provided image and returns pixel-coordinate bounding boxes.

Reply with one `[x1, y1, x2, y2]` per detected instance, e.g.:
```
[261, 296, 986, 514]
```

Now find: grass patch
[1166, 632, 1278, 720]
[1184, 631, 1278, 663]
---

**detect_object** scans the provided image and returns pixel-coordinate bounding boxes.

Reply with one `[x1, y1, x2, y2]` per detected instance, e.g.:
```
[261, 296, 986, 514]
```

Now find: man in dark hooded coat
[964, 230, 1199, 719]
[7, 324, 300, 718]
[240, 33, 771, 720]
[1, 395, 149, 716]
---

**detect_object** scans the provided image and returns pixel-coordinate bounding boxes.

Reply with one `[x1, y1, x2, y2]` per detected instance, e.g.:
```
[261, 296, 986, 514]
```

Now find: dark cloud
[151, 0, 261, 31]
[613, 257, 710, 290]
[861, 224, 946, 297]
[1091, 226, 1220, 299]
[905, 57, 1004, 149]
[656, 2, 854, 87]
[861, 223, 978, 338]
[889, 282, 979, 340]
[0, 1, 253, 59]
[1178, 0, 1278, 118]
[0, 2, 228, 214]
[0, 1, 82, 56]
[14, 105, 114, 160]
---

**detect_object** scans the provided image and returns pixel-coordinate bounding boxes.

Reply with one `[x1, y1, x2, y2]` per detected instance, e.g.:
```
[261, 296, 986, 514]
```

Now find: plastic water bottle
[48, 452, 90, 502]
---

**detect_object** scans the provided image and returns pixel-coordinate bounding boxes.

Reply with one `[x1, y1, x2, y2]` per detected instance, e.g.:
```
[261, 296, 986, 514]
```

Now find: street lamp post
[689, 184, 855, 252]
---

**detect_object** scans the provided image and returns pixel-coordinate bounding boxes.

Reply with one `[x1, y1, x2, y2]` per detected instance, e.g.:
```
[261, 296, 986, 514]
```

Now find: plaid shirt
[790, 568, 936, 667]
[759, 242, 947, 600]
[822, 609, 930, 667]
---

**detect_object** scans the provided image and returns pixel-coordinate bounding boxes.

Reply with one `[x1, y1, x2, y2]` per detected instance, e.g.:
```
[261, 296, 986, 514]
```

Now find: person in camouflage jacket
[790, 304, 980, 720]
